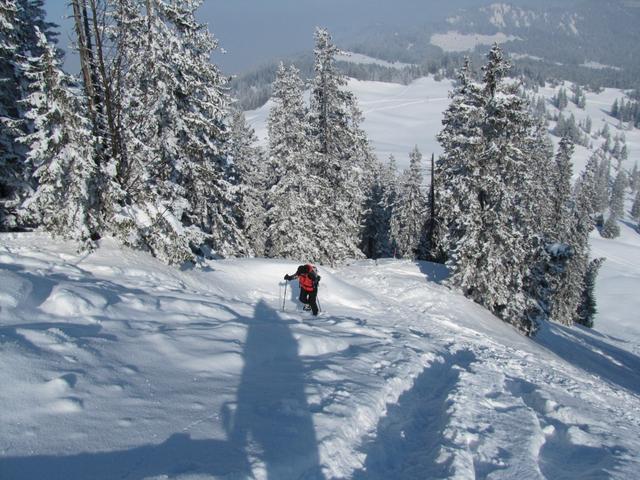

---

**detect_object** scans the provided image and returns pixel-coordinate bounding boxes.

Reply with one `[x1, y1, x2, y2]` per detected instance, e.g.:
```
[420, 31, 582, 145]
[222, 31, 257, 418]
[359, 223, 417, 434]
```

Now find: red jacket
[293, 264, 320, 292]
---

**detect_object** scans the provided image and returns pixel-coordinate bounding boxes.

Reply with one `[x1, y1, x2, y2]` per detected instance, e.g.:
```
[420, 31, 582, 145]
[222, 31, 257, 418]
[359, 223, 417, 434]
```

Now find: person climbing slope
[284, 264, 321, 316]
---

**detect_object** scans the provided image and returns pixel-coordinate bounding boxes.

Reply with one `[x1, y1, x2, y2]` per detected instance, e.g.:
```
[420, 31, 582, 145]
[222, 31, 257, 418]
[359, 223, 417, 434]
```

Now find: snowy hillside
[247, 74, 640, 174]
[2, 231, 640, 479]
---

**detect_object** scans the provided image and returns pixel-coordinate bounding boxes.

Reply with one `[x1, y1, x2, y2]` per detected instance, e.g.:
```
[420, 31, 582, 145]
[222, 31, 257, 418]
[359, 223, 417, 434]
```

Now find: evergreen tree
[620, 144, 628, 163]
[308, 27, 372, 263]
[631, 189, 640, 221]
[114, 0, 246, 263]
[547, 179, 594, 326]
[593, 151, 611, 213]
[631, 162, 640, 193]
[360, 155, 396, 258]
[610, 169, 627, 219]
[551, 136, 575, 239]
[264, 63, 319, 260]
[390, 146, 427, 259]
[585, 116, 592, 134]
[437, 48, 537, 334]
[576, 258, 605, 328]
[0, 0, 57, 229]
[227, 109, 267, 257]
[18, 29, 97, 244]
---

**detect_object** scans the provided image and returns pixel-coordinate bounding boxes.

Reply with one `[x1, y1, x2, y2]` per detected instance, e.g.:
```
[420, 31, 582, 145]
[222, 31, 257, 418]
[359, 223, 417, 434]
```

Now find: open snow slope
[246, 74, 640, 175]
[1, 232, 640, 479]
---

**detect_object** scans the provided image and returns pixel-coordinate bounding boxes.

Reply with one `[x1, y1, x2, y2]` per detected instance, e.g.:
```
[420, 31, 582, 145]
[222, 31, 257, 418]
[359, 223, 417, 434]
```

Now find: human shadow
[0, 300, 325, 479]
[222, 300, 325, 479]
[536, 323, 640, 396]
[0, 433, 247, 480]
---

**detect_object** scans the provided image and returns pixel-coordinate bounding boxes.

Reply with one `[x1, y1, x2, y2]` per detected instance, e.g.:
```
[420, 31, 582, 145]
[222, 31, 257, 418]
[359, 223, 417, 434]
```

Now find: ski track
[1, 237, 640, 479]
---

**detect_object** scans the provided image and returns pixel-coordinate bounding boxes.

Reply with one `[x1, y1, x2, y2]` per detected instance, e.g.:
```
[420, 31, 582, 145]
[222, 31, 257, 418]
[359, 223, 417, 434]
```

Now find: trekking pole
[317, 297, 322, 312]
[282, 281, 287, 312]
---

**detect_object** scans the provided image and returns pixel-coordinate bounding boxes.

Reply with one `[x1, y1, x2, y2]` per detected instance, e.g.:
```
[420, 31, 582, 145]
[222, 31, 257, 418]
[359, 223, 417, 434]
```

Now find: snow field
[1, 233, 640, 479]
[2, 72, 639, 478]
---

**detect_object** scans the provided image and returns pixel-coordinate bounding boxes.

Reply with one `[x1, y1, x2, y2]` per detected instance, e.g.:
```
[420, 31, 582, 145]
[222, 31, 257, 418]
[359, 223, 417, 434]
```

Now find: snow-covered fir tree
[390, 146, 427, 259]
[550, 136, 575, 240]
[631, 189, 640, 221]
[360, 154, 397, 258]
[601, 168, 626, 239]
[308, 27, 373, 264]
[0, 0, 57, 229]
[437, 48, 539, 334]
[227, 109, 267, 257]
[264, 63, 320, 261]
[113, 0, 247, 264]
[17, 29, 97, 244]
[576, 257, 605, 328]
[546, 180, 594, 325]
[593, 150, 611, 214]
[630, 162, 640, 193]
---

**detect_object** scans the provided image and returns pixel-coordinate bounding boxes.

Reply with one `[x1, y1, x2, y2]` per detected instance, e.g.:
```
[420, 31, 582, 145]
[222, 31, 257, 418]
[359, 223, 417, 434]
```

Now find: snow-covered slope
[1, 232, 640, 479]
[247, 75, 640, 174]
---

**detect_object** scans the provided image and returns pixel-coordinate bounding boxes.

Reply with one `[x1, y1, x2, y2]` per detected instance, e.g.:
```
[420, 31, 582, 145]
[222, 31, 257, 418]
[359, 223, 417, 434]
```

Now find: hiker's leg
[309, 289, 318, 315]
[299, 289, 309, 304]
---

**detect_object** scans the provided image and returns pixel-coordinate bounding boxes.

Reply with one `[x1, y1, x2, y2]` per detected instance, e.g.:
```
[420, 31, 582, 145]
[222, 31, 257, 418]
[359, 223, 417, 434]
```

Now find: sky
[45, 0, 574, 75]
[45, 0, 493, 74]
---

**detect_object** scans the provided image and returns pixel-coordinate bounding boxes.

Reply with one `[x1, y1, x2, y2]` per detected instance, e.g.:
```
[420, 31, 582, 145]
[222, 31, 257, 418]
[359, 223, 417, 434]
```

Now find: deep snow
[3, 74, 640, 479]
[1, 227, 639, 479]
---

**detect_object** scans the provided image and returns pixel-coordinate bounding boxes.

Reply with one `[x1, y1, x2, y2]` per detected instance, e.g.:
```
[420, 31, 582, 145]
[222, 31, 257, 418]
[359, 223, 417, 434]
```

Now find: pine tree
[227, 110, 267, 257]
[551, 136, 575, 239]
[264, 63, 319, 261]
[113, 0, 247, 263]
[631, 162, 640, 193]
[360, 156, 396, 258]
[18, 29, 97, 244]
[390, 146, 427, 259]
[307, 27, 372, 264]
[0, 0, 57, 229]
[585, 116, 592, 134]
[593, 151, 611, 213]
[611, 98, 619, 118]
[610, 169, 627, 219]
[437, 48, 538, 334]
[576, 258, 605, 328]
[631, 189, 640, 221]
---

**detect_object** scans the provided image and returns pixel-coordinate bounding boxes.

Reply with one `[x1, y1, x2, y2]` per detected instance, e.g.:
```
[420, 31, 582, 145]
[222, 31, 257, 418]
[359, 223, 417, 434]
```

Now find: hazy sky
[44, 0, 566, 74]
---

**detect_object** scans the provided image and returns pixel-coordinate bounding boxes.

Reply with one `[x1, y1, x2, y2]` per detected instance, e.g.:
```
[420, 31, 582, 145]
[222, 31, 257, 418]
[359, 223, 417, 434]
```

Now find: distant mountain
[231, 1, 640, 109]
[345, 0, 640, 91]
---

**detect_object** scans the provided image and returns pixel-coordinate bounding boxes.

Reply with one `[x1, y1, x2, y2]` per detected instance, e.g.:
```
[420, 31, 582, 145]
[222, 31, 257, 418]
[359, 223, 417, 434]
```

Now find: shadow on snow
[0, 300, 325, 480]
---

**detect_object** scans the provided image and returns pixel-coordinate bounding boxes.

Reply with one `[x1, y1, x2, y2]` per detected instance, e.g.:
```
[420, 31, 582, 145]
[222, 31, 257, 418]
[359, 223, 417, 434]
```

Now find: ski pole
[282, 281, 287, 312]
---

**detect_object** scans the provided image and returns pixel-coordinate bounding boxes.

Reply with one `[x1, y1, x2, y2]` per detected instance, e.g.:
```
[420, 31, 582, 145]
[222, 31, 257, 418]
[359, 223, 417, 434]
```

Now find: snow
[248, 75, 640, 175]
[430, 31, 519, 53]
[2, 224, 640, 479]
[581, 61, 622, 72]
[247, 77, 454, 169]
[336, 51, 413, 69]
[4, 68, 640, 479]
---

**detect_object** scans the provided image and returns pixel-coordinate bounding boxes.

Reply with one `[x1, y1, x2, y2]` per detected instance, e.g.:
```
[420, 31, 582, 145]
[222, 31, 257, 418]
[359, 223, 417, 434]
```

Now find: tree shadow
[535, 323, 640, 396]
[0, 300, 325, 480]
[416, 260, 450, 284]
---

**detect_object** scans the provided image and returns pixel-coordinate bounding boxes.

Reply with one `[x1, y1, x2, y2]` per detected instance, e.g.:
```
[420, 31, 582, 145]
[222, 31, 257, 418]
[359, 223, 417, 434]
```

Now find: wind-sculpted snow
[1, 233, 640, 479]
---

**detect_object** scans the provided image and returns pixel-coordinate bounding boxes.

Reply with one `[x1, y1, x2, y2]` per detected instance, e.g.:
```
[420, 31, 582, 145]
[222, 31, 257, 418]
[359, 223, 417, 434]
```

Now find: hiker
[284, 264, 321, 315]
